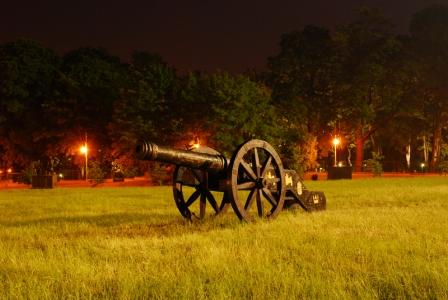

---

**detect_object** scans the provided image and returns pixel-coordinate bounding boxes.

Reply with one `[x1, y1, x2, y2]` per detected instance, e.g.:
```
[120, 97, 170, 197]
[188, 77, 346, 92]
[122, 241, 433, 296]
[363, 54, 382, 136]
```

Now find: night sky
[0, 0, 445, 72]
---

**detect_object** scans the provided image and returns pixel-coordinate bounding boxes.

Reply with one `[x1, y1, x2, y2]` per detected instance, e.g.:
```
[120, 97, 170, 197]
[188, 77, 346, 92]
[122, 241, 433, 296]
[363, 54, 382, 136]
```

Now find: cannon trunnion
[136, 139, 326, 222]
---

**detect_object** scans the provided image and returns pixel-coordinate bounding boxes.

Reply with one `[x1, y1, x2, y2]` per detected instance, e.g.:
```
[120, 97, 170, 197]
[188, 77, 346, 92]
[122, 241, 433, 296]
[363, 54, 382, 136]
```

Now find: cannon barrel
[136, 141, 228, 171]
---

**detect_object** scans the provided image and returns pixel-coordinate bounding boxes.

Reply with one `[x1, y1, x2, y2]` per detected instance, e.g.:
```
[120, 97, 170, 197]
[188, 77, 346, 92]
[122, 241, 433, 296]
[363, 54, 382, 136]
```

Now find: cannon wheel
[173, 166, 231, 220]
[228, 139, 286, 222]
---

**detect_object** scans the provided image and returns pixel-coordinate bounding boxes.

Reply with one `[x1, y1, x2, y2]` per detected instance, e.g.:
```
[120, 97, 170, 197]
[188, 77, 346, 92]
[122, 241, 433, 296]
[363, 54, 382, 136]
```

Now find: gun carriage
[136, 139, 325, 222]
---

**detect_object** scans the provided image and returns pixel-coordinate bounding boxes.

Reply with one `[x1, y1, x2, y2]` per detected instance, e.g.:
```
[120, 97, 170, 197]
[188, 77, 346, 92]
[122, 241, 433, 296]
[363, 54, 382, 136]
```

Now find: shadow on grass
[0, 212, 241, 238]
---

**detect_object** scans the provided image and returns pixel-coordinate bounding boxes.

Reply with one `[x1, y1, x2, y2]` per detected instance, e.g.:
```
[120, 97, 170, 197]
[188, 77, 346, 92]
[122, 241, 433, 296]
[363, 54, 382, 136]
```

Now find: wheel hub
[255, 177, 265, 189]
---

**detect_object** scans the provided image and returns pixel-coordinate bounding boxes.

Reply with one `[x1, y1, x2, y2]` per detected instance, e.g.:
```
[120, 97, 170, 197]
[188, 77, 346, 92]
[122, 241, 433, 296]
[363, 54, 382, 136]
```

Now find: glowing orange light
[0, 170, 3, 174]
[332, 137, 341, 167]
[191, 137, 200, 149]
[80, 144, 88, 181]
[332, 137, 340, 146]
[7, 168, 12, 173]
[80, 145, 88, 154]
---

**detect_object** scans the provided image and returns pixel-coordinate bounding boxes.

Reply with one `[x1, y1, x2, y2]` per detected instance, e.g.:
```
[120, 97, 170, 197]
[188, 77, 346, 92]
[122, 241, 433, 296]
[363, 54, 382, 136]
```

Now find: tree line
[1, 5, 447, 178]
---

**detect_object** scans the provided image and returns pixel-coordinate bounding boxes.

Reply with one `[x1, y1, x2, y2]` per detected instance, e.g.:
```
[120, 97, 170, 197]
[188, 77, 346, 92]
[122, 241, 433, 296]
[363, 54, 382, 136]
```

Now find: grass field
[0, 178, 447, 299]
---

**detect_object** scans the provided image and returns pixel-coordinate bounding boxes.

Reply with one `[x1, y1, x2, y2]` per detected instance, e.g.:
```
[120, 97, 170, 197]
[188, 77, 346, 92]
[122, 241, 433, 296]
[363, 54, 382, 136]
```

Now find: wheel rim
[172, 166, 230, 220]
[229, 140, 285, 221]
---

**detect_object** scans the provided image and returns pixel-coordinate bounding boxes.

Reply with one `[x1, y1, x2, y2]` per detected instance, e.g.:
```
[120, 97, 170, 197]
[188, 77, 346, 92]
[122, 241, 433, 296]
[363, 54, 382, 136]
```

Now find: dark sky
[0, 0, 445, 72]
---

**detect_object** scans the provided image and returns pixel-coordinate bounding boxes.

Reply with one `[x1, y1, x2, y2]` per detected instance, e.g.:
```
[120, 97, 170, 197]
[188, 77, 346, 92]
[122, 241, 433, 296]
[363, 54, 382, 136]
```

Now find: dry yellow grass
[0, 177, 447, 299]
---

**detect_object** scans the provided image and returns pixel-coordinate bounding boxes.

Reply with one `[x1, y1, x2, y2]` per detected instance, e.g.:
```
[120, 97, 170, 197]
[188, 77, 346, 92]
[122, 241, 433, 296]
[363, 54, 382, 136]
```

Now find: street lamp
[333, 137, 340, 167]
[192, 140, 200, 149]
[80, 144, 88, 181]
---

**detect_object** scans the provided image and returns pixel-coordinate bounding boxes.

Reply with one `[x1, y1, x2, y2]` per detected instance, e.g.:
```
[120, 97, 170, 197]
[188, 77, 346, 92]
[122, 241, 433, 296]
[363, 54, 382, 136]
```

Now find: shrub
[88, 161, 106, 184]
[363, 152, 384, 177]
[437, 160, 448, 175]
[282, 136, 319, 177]
[112, 157, 138, 178]
[20, 165, 35, 185]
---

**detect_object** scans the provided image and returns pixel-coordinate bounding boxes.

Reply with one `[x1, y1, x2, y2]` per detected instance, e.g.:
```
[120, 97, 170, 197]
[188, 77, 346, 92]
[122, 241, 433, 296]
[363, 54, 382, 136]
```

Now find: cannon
[136, 139, 326, 222]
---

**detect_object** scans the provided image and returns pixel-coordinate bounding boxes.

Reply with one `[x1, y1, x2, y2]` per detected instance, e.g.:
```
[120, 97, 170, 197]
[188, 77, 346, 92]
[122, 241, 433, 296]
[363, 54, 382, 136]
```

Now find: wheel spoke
[256, 189, 264, 217]
[241, 161, 257, 180]
[220, 193, 231, 210]
[185, 189, 201, 207]
[228, 140, 286, 222]
[260, 156, 273, 178]
[237, 181, 256, 190]
[174, 167, 229, 220]
[262, 188, 278, 207]
[244, 188, 257, 210]
[266, 178, 281, 183]
[253, 148, 260, 177]
[200, 192, 206, 218]
[205, 190, 219, 213]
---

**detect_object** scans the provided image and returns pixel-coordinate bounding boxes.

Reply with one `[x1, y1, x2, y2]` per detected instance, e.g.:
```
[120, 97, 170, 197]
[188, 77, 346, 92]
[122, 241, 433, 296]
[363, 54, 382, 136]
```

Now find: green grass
[0, 178, 447, 299]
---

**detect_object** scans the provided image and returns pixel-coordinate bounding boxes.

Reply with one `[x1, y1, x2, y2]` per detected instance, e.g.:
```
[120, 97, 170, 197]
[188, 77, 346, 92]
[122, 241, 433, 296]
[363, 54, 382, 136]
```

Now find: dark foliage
[1, 5, 447, 175]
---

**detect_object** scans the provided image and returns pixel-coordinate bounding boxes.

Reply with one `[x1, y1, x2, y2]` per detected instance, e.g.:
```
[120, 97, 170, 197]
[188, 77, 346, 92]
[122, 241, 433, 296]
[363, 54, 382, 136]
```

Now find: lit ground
[0, 177, 447, 299]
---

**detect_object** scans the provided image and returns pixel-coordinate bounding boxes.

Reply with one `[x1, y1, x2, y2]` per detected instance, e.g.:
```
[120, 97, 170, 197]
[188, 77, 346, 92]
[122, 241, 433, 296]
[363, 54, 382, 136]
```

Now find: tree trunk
[430, 120, 442, 172]
[405, 144, 410, 171]
[355, 136, 364, 172]
[422, 136, 428, 165]
[353, 123, 379, 172]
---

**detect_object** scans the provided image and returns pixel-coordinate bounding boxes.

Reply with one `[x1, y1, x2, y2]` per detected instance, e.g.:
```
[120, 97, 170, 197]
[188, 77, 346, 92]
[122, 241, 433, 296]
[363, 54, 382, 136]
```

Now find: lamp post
[333, 137, 340, 167]
[80, 143, 88, 181]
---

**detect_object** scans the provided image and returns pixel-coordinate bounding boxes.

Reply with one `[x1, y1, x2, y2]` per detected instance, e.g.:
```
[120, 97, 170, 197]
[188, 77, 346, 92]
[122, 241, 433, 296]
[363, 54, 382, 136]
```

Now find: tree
[110, 51, 177, 156]
[410, 4, 448, 171]
[172, 71, 280, 155]
[267, 25, 339, 171]
[172, 71, 211, 146]
[205, 72, 280, 155]
[334, 8, 410, 171]
[59, 47, 126, 167]
[0, 39, 61, 171]
[268, 25, 338, 133]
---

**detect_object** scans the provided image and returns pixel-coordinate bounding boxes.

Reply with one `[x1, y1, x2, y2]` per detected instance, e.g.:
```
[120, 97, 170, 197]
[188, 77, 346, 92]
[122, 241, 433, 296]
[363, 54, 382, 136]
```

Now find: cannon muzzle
[136, 141, 228, 172]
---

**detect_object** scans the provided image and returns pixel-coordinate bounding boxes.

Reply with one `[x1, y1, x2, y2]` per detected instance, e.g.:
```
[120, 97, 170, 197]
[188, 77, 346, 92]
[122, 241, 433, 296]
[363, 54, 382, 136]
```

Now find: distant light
[7, 168, 12, 173]
[332, 137, 341, 167]
[0, 170, 3, 174]
[420, 163, 425, 168]
[59, 173, 64, 178]
[80, 141, 88, 181]
[338, 162, 343, 167]
[192, 137, 200, 149]
[333, 137, 340, 146]
[80, 145, 88, 154]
